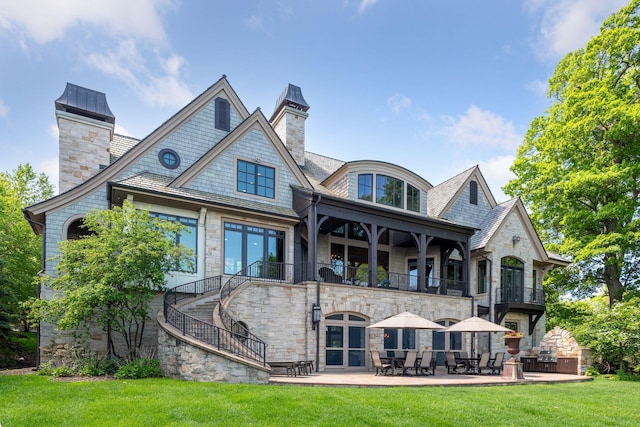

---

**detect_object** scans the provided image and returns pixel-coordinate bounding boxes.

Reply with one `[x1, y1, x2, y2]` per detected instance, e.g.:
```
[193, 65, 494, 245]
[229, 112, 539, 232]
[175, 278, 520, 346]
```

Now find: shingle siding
[442, 182, 492, 228]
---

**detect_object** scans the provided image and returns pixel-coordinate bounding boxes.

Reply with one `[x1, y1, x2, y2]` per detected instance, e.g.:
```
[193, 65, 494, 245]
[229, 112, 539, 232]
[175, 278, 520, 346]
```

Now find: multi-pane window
[151, 213, 197, 273]
[357, 174, 373, 201]
[501, 257, 524, 303]
[358, 173, 421, 213]
[407, 183, 420, 212]
[237, 160, 275, 198]
[376, 175, 403, 208]
[223, 222, 285, 277]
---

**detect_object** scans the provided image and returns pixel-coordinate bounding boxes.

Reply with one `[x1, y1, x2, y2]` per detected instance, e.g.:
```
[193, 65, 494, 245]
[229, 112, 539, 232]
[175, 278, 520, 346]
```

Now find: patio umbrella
[444, 316, 512, 357]
[367, 311, 445, 330]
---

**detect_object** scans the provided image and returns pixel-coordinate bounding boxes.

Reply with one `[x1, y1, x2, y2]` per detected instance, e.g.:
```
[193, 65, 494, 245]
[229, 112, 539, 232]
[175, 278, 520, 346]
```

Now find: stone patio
[268, 368, 592, 387]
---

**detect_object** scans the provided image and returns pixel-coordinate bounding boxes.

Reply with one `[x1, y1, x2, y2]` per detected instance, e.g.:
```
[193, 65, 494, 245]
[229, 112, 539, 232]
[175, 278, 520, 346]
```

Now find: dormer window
[358, 174, 373, 201]
[215, 97, 230, 131]
[376, 175, 403, 209]
[357, 173, 420, 212]
[470, 180, 478, 205]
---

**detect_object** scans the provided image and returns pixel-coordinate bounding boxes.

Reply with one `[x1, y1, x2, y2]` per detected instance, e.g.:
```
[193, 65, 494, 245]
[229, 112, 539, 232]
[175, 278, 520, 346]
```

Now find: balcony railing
[495, 286, 545, 305]
[317, 262, 469, 296]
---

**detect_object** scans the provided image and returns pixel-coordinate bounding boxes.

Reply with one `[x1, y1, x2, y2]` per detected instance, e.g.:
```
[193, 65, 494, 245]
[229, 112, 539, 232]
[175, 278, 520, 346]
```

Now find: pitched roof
[112, 172, 298, 218]
[110, 134, 140, 162]
[470, 198, 518, 250]
[427, 166, 477, 217]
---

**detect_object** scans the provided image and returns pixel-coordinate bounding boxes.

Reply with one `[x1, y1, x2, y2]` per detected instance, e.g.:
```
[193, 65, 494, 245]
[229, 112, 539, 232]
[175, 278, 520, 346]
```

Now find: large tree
[0, 164, 53, 330]
[27, 200, 193, 359]
[505, 1, 640, 304]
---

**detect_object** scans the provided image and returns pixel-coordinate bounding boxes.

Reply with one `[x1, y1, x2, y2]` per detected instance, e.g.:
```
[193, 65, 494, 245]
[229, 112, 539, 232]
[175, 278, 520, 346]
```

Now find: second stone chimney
[270, 84, 309, 167]
[55, 83, 115, 193]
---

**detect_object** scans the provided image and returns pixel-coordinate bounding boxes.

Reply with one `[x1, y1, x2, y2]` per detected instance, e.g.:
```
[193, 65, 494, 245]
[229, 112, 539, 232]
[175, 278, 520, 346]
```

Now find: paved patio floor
[269, 368, 591, 387]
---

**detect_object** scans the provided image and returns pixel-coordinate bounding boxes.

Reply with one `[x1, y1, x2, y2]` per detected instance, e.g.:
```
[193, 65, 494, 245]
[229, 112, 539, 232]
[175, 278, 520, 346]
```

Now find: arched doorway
[325, 313, 367, 370]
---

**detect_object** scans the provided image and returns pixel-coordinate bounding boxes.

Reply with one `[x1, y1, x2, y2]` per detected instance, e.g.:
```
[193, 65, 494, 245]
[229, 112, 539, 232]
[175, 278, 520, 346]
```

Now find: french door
[325, 313, 367, 370]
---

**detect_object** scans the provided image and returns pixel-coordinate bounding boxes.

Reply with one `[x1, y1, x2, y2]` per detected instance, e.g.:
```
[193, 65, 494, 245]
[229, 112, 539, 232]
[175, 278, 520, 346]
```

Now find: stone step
[182, 298, 218, 323]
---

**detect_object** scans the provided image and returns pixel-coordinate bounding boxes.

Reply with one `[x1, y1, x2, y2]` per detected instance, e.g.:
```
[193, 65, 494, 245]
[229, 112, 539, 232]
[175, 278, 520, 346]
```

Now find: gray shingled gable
[427, 165, 477, 217]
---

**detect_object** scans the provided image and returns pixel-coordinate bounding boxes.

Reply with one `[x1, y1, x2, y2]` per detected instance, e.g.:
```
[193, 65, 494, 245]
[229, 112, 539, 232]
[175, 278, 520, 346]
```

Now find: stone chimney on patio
[55, 83, 115, 193]
[270, 84, 309, 168]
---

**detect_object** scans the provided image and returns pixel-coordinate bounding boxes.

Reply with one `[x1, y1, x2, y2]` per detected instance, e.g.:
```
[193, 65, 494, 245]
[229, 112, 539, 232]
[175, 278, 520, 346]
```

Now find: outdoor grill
[537, 350, 557, 363]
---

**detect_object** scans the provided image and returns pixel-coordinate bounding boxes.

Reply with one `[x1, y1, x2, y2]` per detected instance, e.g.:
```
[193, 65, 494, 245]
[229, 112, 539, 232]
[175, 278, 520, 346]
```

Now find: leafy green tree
[505, 1, 640, 304]
[0, 260, 18, 342]
[0, 164, 53, 330]
[26, 200, 193, 360]
[571, 296, 640, 373]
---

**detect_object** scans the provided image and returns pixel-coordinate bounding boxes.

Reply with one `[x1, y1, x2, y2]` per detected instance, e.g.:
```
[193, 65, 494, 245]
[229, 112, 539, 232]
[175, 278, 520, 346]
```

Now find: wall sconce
[311, 303, 321, 330]
[512, 235, 521, 247]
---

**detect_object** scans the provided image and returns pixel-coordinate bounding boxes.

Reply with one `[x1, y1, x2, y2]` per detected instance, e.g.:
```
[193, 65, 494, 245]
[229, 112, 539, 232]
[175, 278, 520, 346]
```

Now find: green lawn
[0, 374, 638, 426]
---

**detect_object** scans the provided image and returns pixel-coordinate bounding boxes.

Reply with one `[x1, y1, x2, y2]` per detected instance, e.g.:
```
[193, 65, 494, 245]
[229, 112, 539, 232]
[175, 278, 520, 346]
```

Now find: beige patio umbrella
[444, 316, 512, 356]
[367, 311, 445, 330]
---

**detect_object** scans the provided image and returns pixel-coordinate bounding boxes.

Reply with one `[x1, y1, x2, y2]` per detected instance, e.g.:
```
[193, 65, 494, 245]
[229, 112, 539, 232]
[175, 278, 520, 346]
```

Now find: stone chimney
[269, 84, 309, 167]
[55, 83, 115, 193]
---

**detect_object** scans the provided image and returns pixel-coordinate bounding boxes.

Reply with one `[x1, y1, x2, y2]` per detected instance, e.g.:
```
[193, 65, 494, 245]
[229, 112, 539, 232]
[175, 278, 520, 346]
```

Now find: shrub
[115, 358, 163, 379]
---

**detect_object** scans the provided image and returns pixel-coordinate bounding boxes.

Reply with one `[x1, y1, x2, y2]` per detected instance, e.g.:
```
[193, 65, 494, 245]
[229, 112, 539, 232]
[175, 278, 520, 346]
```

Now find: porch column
[366, 223, 378, 287]
[307, 213, 317, 282]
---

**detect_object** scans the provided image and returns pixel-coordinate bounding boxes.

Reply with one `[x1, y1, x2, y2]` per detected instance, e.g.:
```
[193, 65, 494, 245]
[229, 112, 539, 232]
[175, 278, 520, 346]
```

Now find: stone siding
[157, 318, 270, 384]
[228, 282, 473, 371]
[57, 112, 113, 193]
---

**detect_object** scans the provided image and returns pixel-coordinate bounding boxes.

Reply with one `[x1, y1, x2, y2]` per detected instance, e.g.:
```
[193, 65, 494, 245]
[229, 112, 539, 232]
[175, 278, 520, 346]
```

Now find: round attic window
[158, 149, 180, 169]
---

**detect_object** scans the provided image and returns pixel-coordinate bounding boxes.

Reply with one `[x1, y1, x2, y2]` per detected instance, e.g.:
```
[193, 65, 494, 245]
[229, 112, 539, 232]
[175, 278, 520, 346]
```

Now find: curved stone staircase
[158, 262, 293, 383]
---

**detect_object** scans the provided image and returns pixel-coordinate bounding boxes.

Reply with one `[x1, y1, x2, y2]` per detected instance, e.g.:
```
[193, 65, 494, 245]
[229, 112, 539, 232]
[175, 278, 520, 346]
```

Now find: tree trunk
[603, 261, 623, 304]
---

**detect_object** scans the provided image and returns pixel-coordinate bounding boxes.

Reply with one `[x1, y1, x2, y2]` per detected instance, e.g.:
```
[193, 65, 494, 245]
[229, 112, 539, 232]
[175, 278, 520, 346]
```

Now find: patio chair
[445, 351, 466, 374]
[489, 352, 504, 375]
[396, 350, 418, 376]
[416, 351, 435, 376]
[476, 352, 491, 375]
[371, 351, 393, 376]
[318, 267, 343, 284]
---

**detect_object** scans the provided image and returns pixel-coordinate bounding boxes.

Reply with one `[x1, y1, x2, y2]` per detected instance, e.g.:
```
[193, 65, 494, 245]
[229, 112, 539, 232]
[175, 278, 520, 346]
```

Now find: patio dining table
[382, 355, 422, 375]
[457, 356, 480, 374]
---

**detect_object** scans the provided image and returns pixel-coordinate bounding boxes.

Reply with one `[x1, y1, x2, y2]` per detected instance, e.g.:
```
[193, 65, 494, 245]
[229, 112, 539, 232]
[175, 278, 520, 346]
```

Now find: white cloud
[48, 124, 58, 140]
[526, 79, 548, 97]
[359, 0, 379, 14]
[527, 0, 628, 60]
[387, 94, 412, 115]
[0, 1, 190, 108]
[244, 15, 264, 31]
[38, 157, 59, 194]
[441, 105, 522, 150]
[85, 40, 193, 108]
[0, 98, 8, 117]
[0, 0, 172, 45]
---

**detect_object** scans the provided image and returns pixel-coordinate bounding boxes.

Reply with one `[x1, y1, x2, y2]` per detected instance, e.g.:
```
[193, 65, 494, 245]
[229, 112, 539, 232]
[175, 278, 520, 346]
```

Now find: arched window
[66, 218, 93, 240]
[501, 257, 524, 303]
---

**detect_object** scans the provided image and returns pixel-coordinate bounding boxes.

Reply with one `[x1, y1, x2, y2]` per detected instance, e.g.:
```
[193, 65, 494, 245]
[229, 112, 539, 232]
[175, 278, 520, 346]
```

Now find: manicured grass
[1, 374, 638, 426]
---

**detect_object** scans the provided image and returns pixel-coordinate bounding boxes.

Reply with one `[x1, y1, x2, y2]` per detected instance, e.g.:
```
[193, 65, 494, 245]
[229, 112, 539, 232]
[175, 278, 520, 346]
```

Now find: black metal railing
[496, 286, 545, 305]
[163, 274, 267, 365]
[316, 262, 469, 296]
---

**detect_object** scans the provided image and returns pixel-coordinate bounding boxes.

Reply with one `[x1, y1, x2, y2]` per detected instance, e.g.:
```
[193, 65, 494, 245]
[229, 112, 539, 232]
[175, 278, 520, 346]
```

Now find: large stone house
[24, 76, 567, 383]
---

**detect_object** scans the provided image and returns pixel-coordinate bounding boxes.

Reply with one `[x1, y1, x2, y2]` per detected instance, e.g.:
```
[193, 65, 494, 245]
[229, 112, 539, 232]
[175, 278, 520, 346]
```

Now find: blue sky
[0, 0, 628, 201]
